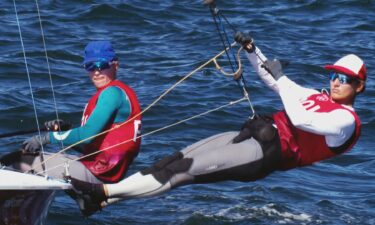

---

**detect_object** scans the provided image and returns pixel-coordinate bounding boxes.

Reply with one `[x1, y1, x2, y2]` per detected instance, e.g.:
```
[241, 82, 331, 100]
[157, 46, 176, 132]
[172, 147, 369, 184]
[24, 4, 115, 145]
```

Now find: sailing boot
[67, 177, 107, 217]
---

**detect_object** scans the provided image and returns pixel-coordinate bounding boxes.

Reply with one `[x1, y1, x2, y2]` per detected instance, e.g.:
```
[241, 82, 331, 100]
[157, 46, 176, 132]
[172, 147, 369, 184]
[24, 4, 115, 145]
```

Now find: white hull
[0, 151, 72, 225]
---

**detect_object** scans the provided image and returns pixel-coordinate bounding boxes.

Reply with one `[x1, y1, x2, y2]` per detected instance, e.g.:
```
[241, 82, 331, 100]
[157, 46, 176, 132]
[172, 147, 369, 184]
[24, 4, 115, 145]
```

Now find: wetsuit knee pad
[152, 157, 193, 184]
[141, 152, 183, 175]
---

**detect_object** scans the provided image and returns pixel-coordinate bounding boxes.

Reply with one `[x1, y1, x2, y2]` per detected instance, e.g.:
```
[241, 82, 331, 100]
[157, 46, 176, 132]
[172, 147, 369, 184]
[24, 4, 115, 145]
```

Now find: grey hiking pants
[143, 131, 272, 188]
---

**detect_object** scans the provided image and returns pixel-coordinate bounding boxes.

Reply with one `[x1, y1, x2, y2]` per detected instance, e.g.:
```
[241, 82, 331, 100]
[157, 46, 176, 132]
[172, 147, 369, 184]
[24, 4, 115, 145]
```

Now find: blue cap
[82, 41, 117, 64]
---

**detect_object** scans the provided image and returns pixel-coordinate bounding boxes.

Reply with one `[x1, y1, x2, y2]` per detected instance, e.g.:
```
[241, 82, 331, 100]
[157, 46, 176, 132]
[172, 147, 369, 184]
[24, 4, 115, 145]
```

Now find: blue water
[1, 0, 374, 224]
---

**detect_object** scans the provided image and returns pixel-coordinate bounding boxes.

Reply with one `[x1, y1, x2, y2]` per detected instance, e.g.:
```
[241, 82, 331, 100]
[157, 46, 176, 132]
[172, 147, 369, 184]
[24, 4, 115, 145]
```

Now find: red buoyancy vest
[273, 93, 361, 170]
[80, 80, 142, 183]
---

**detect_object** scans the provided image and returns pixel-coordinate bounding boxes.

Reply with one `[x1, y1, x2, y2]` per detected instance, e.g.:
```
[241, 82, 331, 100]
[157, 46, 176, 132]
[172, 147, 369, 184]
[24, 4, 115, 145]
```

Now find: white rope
[34, 0, 64, 150]
[36, 96, 247, 175]
[13, 0, 47, 162]
[212, 46, 255, 116]
[213, 46, 243, 77]
[242, 87, 255, 118]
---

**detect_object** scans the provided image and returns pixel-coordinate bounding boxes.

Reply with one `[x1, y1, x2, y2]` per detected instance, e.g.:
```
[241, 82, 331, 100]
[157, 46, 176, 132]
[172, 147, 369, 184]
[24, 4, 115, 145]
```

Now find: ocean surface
[0, 0, 374, 224]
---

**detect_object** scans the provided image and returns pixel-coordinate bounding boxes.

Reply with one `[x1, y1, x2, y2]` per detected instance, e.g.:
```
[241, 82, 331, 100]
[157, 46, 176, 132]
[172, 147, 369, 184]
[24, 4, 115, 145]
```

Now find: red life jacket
[273, 93, 361, 170]
[80, 80, 142, 183]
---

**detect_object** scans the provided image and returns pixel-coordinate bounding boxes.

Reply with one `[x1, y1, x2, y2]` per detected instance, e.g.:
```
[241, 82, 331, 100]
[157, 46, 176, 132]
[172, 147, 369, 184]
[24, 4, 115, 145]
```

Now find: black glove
[234, 31, 255, 53]
[22, 133, 50, 153]
[261, 59, 285, 81]
[44, 119, 72, 131]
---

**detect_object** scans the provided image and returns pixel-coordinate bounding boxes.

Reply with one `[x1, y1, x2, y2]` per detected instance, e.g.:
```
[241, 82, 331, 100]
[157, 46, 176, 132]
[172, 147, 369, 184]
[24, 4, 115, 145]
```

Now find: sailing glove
[234, 31, 255, 53]
[22, 133, 50, 153]
[261, 59, 285, 81]
[45, 119, 72, 131]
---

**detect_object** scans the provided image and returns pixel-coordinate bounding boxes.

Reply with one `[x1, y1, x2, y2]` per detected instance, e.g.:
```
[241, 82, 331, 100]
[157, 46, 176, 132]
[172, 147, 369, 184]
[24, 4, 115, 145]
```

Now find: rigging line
[218, 16, 238, 72]
[32, 43, 238, 170]
[207, 3, 255, 116]
[211, 4, 267, 69]
[13, 0, 47, 175]
[218, 10, 237, 33]
[35, 0, 65, 150]
[209, 3, 265, 67]
[210, 8, 237, 73]
[35, 96, 247, 175]
[209, 4, 240, 75]
[212, 7, 258, 116]
[213, 46, 243, 76]
[207, 3, 248, 91]
[211, 46, 255, 116]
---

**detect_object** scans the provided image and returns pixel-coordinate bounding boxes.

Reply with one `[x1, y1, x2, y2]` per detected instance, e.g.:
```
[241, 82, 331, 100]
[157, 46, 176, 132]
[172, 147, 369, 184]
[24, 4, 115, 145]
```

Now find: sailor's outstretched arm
[245, 46, 318, 99]
[245, 47, 279, 92]
[235, 31, 317, 98]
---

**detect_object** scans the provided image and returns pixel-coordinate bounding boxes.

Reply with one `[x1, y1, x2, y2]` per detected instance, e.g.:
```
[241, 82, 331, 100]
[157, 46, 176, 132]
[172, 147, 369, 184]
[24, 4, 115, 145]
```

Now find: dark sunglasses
[329, 72, 358, 84]
[84, 61, 115, 72]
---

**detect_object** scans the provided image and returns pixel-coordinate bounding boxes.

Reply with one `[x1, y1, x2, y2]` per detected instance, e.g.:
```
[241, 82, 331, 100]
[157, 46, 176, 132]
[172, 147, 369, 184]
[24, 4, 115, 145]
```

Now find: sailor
[22, 40, 142, 184]
[70, 33, 366, 216]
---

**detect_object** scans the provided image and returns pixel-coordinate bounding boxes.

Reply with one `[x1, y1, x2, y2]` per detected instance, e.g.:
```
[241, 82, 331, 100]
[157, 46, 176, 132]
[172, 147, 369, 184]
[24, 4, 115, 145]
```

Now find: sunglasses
[329, 72, 358, 84]
[84, 61, 115, 72]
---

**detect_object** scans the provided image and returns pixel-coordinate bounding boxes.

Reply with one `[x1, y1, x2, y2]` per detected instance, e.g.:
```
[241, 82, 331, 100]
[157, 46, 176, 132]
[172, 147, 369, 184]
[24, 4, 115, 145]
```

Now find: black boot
[66, 177, 107, 217]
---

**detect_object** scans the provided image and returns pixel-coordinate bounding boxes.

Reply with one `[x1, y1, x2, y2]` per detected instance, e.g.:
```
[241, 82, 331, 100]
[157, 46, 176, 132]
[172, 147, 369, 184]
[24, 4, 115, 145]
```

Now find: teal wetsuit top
[49, 86, 131, 145]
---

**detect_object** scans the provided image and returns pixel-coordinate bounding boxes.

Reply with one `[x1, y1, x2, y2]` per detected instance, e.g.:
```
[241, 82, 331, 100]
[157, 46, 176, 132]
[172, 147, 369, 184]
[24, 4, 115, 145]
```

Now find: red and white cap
[324, 54, 367, 81]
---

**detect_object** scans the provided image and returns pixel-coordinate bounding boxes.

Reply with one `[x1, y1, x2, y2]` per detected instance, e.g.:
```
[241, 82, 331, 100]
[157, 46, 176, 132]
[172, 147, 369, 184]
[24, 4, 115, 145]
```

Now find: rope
[35, 0, 65, 150]
[36, 96, 247, 175]
[212, 46, 256, 117]
[206, 2, 255, 117]
[213, 46, 243, 77]
[13, 0, 47, 173]
[31, 42, 239, 171]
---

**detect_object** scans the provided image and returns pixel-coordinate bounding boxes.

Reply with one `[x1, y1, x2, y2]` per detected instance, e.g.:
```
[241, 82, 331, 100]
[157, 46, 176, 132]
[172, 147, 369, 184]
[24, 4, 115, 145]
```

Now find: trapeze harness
[80, 80, 142, 183]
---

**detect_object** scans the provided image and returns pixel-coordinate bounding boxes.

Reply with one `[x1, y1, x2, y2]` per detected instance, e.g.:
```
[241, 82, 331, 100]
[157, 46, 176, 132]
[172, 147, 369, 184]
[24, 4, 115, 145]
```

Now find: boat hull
[0, 190, 55, 225]
[0, 151, 71, 225]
